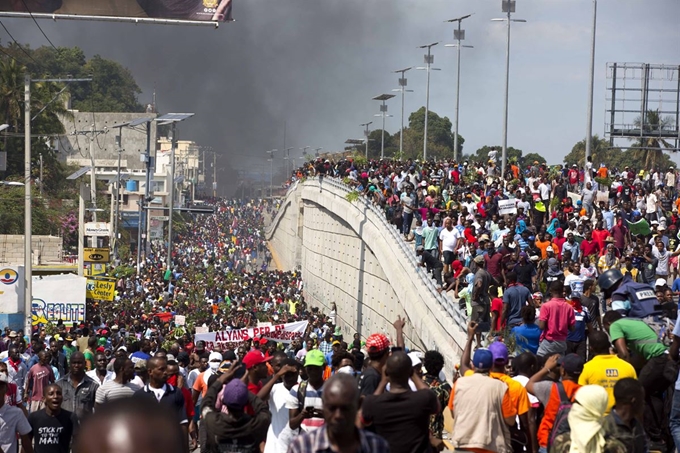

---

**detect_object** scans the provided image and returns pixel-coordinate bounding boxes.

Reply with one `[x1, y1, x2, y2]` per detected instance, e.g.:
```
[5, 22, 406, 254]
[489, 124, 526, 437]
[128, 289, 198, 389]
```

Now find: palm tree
[628, 109, 675, 170]
[0, 58, 25, 131]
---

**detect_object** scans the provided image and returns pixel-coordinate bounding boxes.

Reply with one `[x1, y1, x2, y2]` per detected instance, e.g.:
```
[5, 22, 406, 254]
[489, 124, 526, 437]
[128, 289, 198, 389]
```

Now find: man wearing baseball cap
[202, 366, 271, 452]
[243, 350, 271, 397]
[526, 353, 583, 452]
[358, 333, 391, 396]
[287, 349, 326, 434]
[448, 335, 516, 453]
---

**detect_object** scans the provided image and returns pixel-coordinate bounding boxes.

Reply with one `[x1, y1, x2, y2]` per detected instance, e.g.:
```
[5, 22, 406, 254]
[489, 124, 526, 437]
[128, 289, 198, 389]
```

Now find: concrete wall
[57, 112, 158, 171]
[0, 236, 63, 265]
[266, 178, 468, 376]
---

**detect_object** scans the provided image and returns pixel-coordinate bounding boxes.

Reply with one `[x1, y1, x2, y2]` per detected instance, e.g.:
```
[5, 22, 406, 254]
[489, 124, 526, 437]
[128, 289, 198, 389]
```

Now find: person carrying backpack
[526, 354, 584, 453]
[549, 385, 629, 453]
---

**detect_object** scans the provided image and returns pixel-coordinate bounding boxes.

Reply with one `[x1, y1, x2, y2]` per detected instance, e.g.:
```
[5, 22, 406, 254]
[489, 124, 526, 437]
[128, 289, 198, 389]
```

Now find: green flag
[627, 218, 651, 237]
[164, 269, 172, 281]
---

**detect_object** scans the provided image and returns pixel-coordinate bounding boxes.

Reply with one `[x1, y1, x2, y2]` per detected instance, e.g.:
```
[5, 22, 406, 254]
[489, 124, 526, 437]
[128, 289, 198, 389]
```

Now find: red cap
[243, 350, 270, 369]
[259, 338, 268, 345]
[366, 333, 390, 354]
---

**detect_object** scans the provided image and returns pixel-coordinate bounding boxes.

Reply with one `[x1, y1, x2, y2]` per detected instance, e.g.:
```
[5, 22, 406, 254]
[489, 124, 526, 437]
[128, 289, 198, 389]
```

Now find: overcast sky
[3, 0, 679, 188]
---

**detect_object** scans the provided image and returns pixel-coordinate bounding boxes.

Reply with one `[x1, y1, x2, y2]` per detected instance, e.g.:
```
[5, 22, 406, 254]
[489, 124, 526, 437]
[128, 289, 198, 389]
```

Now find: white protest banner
[596, 191, 609, 203]
[195, 320, 308, 350]
[498, 199, 517, 216]
[174, 315, 186, 326]
[195, 326, 209, 334]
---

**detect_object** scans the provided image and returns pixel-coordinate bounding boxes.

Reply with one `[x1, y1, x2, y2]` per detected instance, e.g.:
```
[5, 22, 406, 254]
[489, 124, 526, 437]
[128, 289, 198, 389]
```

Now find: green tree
[402, 107, 464, 160]
[474, 145, 523, 164]
[564, 135, 673, 172]
[522, 153, 546, 166]
[628, 109, 675, 170]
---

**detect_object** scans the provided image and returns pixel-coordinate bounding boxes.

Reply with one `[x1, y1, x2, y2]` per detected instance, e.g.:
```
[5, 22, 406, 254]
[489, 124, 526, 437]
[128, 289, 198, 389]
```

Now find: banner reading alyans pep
[195, 320, 308, 351]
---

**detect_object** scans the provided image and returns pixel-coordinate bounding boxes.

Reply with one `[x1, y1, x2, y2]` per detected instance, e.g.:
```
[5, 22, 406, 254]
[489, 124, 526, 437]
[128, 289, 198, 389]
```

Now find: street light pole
[372, 95, 394, 160]
[167, 123, 177, 275]
[416, 43, 440, 161]
[493, 0, 526, 177]
[23, 74, 31, 337]
[266, 149, 277, 198]
[585, 0, 597, 164]
[445, 14, 474, 161]
[360, 122, 372, 158]
[392, 68, 413, 156]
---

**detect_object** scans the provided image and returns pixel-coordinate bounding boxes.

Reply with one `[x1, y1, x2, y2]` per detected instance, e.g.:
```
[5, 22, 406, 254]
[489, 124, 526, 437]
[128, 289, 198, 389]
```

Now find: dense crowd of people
[0, 155, 679, 453]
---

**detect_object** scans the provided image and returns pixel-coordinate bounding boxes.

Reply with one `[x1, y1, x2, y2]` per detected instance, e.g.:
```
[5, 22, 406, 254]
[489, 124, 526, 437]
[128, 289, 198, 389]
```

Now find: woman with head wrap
[549, 385, 627, 453]
[546, 217, 560, 237]
[515, 219, 527, 235]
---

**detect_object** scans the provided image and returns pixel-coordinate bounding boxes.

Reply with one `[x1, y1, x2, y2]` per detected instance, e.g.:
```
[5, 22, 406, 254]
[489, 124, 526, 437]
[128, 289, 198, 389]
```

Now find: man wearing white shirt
[439, 218, 462, 275]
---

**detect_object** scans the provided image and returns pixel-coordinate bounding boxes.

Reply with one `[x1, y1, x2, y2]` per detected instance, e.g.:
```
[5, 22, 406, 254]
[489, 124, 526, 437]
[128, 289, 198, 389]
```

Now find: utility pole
[113, 133, 123, 259]
[72, 124, 107, 222]
[416, 42, 440, 161]
[39, 153, 43, 198]
[392, 68, 413, 156]
[446, 14, 474, 161]
[213, 152, 217, 198]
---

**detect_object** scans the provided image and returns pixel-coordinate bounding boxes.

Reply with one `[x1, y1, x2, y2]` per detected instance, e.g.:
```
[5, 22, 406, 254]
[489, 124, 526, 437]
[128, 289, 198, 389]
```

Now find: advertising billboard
[32, 274, 87, 327]
[0, 0, 233, 23]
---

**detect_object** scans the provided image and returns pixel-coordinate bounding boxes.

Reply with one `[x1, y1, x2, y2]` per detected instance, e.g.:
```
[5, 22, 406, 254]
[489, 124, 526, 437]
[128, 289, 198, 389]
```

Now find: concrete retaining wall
[0, 235, 63, 265]
[266, 178, 468, 376]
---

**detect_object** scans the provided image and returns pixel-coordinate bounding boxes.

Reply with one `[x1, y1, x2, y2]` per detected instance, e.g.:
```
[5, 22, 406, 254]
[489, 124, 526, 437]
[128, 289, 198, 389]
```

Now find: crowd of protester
[0, 155, 678, 452]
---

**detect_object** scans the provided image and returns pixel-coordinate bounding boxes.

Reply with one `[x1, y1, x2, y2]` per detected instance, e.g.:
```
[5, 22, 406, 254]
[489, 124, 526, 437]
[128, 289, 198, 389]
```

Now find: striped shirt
[288, 426, 389, 453]
[95, 380, 140, 404]
[285, 382, 324, 432]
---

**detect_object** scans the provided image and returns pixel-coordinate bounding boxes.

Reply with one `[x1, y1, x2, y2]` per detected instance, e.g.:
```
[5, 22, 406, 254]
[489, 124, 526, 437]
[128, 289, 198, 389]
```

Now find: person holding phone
[286, 350, 327, 433]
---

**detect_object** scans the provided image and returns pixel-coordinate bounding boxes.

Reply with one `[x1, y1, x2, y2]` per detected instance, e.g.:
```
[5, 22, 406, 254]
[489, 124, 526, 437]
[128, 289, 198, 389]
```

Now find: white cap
[655, 278, 668, 287]
[546, 246, 554, 252]
[408, 351, 423, 367]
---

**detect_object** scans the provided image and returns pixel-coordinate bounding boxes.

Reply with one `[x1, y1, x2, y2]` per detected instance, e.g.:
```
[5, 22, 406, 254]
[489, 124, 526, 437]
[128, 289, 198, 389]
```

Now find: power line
[19, 0, 58, 51]
[90, 96, 104, 151]
[0, 45, 19, 65]
[0, 20, 38, 66]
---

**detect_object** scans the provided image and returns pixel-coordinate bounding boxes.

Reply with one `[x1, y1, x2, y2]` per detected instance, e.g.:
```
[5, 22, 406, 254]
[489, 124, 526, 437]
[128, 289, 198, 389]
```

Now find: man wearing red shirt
[536, 282, 576, 357]
[592, 221, 610, 252]
[243, 350, 271, 396]
[552, 228, 567, 260]
[579, 230, 600, 260]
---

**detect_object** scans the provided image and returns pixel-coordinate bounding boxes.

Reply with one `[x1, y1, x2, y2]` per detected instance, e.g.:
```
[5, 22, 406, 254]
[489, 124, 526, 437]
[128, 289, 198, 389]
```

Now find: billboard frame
[0, 11, 219, 27]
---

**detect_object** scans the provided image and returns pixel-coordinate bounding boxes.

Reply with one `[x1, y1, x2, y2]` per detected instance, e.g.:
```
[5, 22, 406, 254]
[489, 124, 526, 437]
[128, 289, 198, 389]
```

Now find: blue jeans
[402, 212, 414, 236]
[670, 388, 680, 449]
[538, 447, 547, 453]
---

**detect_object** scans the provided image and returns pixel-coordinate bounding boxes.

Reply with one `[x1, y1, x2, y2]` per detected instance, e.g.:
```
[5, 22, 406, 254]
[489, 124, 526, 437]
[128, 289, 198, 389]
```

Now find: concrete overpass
[265, 177, 468, 375]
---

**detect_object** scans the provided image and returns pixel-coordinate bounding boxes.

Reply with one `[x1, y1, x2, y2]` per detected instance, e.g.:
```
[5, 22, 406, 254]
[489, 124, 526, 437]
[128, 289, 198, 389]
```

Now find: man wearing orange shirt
[449, 322, 515, 453]
[526, 354, 583, 453]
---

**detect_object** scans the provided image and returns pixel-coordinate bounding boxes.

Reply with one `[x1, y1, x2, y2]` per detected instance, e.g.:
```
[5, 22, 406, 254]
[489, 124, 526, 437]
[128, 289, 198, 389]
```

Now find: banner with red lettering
[195, 320, 308, 350]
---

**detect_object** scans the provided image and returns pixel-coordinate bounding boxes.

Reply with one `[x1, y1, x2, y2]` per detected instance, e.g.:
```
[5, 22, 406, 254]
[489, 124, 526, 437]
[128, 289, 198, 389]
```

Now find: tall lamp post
[445, 14, 474, 161]
[392, 67, 413, 156]
[372, 94, 395, 160]
[154, 113, 194, 279]
[360, 122, 372, 158]
[416, 42, 440, 161]
[266, 149, 277, 198]
[283, 147, 294, 179]
[585, 0, 598, 163]
[492, 0, 526, 177]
